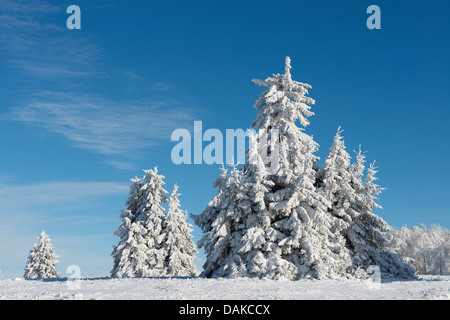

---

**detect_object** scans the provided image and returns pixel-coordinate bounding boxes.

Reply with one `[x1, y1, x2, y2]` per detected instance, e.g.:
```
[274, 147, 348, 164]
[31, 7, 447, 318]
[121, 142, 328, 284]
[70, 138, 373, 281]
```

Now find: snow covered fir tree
[111, 167, 198, 277]
[193, 57, 416, 280]
[24, 230, 60, 279]
[318, 129, 415, 278]
[163, 185, 199, 276]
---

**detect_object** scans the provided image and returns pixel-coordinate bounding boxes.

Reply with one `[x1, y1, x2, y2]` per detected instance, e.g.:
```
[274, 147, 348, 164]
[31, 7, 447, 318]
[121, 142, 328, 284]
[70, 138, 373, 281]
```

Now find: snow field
[0, 275, 448, 300]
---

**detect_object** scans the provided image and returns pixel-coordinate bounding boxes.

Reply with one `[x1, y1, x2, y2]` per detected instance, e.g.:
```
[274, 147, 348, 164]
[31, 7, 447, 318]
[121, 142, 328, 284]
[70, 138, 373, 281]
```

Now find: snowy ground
[0, 275, 448, 300]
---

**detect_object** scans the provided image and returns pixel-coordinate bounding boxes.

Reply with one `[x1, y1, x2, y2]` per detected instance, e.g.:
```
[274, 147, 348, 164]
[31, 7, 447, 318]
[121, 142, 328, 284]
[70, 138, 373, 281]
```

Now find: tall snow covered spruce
[194, 57, 352, 280]
[194, 57, 415, 280]
[112, 168, 198, 277]
[111, 176, 145, 277]
[24, 230, 60, 279]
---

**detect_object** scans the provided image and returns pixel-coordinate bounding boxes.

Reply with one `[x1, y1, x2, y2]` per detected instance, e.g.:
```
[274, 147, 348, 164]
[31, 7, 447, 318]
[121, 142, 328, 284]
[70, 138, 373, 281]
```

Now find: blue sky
[0, 0, 448, 279]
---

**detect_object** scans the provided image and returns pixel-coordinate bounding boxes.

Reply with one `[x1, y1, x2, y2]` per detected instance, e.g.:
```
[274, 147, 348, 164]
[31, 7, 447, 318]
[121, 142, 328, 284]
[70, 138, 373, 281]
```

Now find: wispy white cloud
[12, 59, 96, 78]
[0, 1, 202, 170]
[103, 160, 137, 171]
[0, 181, 128, 213]
[3, 91, 199, 168]
[0, 180, 128, 238]
[150, 81, 173, 92]
[0, 0, 59, 14]
[0, 0, 102, 79]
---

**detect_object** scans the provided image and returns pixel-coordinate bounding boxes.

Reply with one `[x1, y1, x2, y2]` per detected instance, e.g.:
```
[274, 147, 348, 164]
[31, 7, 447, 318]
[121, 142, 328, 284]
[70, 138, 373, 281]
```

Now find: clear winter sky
[0, 0, 448, 279]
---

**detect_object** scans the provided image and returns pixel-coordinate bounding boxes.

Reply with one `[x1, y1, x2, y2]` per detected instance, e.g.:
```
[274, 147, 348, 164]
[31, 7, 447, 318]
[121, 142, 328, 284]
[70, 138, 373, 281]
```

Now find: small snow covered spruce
[24, 230, 60, 279]
[357, 162, 415, 278]
[112, 168, 198, 277]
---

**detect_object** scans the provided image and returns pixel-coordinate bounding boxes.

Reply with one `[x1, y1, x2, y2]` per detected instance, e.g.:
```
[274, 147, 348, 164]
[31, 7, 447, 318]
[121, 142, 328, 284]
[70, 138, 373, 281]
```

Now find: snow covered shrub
[389, 225, 449, 275]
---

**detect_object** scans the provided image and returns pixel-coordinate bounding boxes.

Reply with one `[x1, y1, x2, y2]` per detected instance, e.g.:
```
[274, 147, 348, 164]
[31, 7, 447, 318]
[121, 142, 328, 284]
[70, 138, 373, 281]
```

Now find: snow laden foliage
[24, 230, 60, 279]
[138, 168, 168, 277]
[112, 168, 198, 278]
[194, 164, 245, 277]
[319, 131, 415, 278]
[111, 169, 167, 277]
[250, 58, 353, 280]
[162, 185, 199, 277]
[194, 57, 352, 280]
[318, 128, 355, 231]
[389, 225, 449, 275]
[359, 163, 415, 278]
[111, 176, 144, 277]
[235, 134, 277, 278]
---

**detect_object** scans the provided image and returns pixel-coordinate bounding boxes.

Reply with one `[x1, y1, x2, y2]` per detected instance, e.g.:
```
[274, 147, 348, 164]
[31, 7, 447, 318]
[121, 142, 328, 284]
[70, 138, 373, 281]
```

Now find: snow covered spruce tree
[112, 167, 198, 278]
[192, 165, 229, 238]
[111, 168, 168, 277]
[249, 57, 352, 279]
[194, 164, 246, 277]
[111, 176, 145, 277]
[318, 128, 355, 229]
[194, 57, 352, 279]
[137, 167, 169, 277]
[162, 185, 199, 277]
[24, 230, 60, 279]
[231, 133, 277, 278]
[358, 162, 416, 278]
[316, 128, 357, 272]
[319, 131, 415, 278]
